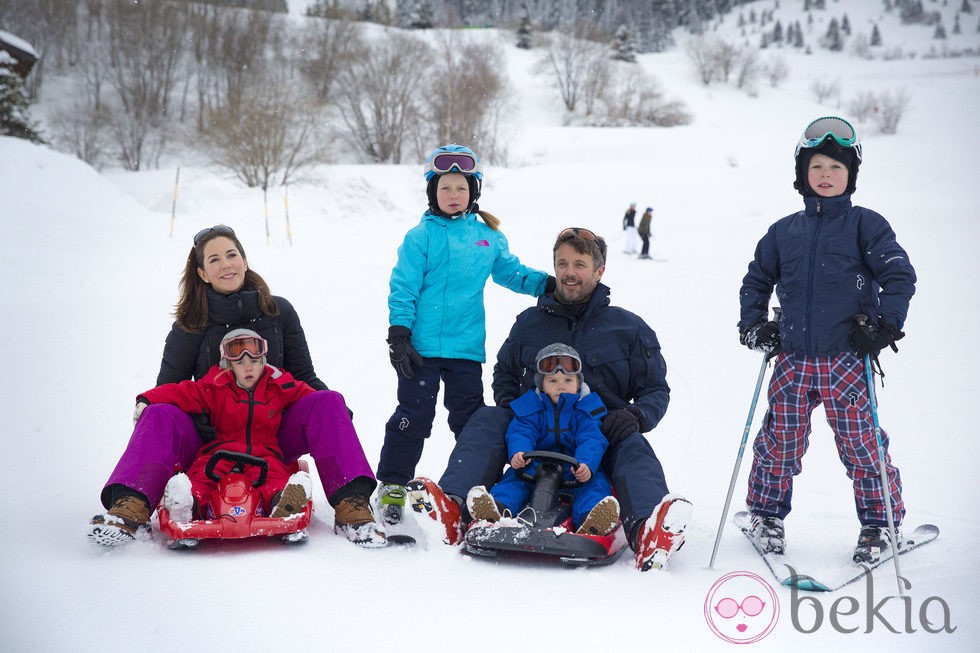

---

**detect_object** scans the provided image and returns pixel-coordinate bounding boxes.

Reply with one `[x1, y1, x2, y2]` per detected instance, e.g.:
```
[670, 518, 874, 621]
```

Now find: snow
[1, 2, 978, 651]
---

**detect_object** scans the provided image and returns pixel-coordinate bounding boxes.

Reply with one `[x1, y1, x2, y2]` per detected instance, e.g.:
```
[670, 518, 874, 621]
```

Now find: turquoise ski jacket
[389, 211, 548, 362]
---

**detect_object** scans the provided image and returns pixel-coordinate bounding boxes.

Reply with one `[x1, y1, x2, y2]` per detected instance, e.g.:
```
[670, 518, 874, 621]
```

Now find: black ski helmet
[793, 116, 862, 197]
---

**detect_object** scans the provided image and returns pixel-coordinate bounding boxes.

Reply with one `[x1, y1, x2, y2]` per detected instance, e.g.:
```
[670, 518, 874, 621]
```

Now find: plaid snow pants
[746, 353, 904, 526]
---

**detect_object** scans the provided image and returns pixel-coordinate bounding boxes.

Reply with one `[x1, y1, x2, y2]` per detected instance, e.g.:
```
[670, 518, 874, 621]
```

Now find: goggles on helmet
[537, 354, 582, 375]
[429, 152, 482, 176]
[796, 116, 862, 162]
[220, 335, 268, 363]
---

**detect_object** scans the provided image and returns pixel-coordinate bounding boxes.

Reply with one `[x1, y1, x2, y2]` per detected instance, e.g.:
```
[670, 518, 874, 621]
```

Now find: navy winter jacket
[739, 194, 916, 356]
[493, 284, 669, 433]
[156, 286, 327, 390]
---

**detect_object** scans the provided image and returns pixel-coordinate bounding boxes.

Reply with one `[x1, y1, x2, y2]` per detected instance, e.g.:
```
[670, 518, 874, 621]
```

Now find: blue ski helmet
[424, 144, 483, 215]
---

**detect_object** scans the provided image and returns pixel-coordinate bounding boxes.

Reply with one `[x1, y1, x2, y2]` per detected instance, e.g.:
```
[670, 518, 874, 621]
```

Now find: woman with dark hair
[88, 226, 385, 548]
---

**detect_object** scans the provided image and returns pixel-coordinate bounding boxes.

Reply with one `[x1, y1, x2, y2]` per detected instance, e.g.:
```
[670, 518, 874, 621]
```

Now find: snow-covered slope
[1, 3, 977, 651]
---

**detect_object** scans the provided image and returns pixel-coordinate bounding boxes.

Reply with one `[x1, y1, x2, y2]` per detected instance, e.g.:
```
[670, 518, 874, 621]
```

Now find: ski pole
[854, 313, 905, 597]
[708, 306, 781, 570]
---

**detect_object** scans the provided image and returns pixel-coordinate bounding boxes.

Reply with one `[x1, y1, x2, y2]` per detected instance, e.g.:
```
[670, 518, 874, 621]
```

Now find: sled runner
[463, 451, 628, 567]
[157, 450, 312, 548]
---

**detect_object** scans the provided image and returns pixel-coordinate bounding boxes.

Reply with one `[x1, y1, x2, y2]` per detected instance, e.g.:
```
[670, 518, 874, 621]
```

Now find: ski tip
[783, 576, 831, 592]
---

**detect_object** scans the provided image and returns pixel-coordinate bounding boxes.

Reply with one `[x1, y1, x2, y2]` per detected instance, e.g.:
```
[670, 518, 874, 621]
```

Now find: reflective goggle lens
[431, 153, 478, 174]
[221, 336, 267, 362]
[801, 116, 857, 148]
[559, 227, 598, 242]
[194, 224, 236, 246]
[537, 354, 581, 374]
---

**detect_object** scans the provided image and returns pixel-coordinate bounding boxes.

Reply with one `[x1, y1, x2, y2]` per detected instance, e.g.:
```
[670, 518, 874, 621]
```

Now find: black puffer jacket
[156, 286, 327, 390]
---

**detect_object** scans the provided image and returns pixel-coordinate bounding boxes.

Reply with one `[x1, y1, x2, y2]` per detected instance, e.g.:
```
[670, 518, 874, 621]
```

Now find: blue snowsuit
[379, 210, 549, 485]
[439, 283, 671, 546]
[491, 389, 610, 527]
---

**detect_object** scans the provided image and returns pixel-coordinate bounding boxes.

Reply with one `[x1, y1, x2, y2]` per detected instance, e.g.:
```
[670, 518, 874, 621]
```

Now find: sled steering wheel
[204, 450, 269, 488]
[518, 450, 584, 489]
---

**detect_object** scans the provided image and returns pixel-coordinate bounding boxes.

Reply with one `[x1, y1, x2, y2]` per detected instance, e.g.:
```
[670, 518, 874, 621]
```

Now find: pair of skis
[732, 511, 939, 592]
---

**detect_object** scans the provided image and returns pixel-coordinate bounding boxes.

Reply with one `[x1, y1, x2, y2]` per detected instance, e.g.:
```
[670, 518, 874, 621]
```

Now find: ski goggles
[798, 116, 858, 149]
[429, 152, 482, 176]
[220, 335, 268, 362]
[558, 227, 607, 259]
[714, 596, 766, 619]
[193, 224, 236, 246]
[537, 354, 582, 375]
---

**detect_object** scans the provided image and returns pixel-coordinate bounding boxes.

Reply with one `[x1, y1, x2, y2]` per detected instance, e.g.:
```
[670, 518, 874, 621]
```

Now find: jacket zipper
[245, 388, 255, 454]
[804, 200, 822, 353]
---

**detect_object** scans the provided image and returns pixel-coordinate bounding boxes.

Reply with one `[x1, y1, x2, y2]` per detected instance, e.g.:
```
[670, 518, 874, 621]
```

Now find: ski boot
[406, 477, 463, 545]
[853, 524, 899, 564]
[635, 495, 692, 571]
[750, 514, 786, 555]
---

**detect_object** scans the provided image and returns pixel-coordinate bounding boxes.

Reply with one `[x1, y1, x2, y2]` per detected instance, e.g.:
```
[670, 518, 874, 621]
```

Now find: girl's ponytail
[477, 210, 500, 231]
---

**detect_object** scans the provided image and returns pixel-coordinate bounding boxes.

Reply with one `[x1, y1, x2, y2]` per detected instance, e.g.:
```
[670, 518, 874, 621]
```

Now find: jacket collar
[539, 282, 612, 320]
[803, 193, 852, 218]
[207, 285, 262, 326]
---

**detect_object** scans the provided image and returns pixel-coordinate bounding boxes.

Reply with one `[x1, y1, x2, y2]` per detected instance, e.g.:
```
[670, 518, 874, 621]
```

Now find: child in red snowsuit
[137, 329, 315, 515]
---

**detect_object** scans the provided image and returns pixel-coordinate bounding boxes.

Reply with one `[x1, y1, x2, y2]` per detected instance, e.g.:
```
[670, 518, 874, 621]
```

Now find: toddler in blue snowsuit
[466, 344, 620, 536]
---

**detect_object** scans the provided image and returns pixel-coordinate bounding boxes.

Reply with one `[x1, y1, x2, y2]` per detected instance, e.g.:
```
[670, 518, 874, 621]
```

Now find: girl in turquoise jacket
[377, 145, 554, 532]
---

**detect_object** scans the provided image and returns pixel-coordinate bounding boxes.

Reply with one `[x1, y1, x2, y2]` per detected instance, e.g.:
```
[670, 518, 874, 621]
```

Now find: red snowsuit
[139, 364, 316, 513]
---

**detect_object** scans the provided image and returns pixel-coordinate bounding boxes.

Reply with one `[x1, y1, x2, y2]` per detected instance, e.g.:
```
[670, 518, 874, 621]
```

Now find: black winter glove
[544, 275, 558, 295]
[192, 412, 217, 442]
[849, 318, 904, 359]
[387, 325, 422, 379]
[601, 406, 647, 446]
[740, 320, 782, 357]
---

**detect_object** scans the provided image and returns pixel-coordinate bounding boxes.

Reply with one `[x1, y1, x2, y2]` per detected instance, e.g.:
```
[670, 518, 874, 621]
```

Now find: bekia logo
[704, 571, 779, 644]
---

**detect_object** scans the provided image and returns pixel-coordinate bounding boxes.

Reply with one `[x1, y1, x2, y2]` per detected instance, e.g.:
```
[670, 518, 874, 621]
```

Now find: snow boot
[162, 473, 195, 523]
[270, 472, 312, 518]
[749, 514, 786, 555]
[853, 524, 898, 564]
[576, 496, 620, 536]
[466, 486, 503, 523]
[406, 477, 463, 545]
[635, 495, 693, 572]
[376, 483, 408, 528]
[88, 494, 152, 547]
[334, 494, 387, 548]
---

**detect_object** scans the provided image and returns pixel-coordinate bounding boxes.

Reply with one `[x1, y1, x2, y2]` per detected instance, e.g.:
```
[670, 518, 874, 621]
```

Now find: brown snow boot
[88, 494, 152, 547]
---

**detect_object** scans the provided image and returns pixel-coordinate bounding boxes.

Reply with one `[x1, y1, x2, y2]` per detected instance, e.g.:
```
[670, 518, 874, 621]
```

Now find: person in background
[638, 207, 653, 260]
[622, 202, 639, 254]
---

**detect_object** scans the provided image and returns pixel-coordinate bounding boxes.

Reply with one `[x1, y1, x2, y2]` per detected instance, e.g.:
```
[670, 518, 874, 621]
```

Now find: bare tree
[875, 88, 911, 134]
[685, 35, 723, 85]
[206, 72, 321, 191]
[298, 16, 358, 103]
[542, 33, 607, 112]
[846, 90, 879, 122]
[333, 33, 432, 163]
[764, 54, 789, 87]
[601, 67, 691, 127]
[421, 33, 510, 162]
[104, 0, 185, 170]
[809, 77, 841, 103]
[50, 99, 109, 168]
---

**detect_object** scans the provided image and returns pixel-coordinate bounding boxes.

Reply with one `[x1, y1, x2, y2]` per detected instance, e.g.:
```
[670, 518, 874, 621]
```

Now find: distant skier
[622, 202, 639, 254]
[737, 116, 916, 563]
[637, 207, 653, 259]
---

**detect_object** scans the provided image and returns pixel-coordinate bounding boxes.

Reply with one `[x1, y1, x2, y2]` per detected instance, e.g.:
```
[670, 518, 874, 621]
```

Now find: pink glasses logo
[705, 571, 780, 644]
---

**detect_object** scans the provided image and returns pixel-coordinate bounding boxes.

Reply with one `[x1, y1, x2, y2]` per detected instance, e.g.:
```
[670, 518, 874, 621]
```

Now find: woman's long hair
[477, 210, 500, 231]
[174, 229, 278, 333]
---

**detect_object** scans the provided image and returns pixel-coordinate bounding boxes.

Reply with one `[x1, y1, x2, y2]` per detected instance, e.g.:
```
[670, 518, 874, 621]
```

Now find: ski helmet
[424, 144, 483, 215]
[793, 116, 862, 196]
[533, 343, 585, 391]
[219, 328, 267, 369]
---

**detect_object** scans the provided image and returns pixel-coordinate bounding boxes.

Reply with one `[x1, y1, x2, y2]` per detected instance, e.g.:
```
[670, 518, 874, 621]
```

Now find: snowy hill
[1, 3, 978, 651]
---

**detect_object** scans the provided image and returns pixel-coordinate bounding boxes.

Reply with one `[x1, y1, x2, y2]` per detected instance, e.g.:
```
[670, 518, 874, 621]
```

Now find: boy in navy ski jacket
[466, 344, 619, 536]
[738, 116, 917, 563]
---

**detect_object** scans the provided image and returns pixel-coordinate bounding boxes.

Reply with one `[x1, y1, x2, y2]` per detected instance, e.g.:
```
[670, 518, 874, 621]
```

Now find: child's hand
[511, 452, 527, 469]
[573, 463, 592, 483]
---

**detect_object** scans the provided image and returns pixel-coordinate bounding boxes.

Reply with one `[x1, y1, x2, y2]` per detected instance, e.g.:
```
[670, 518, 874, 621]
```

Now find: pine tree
[934, 22, 947, 38]
[841, 14, 851, 34]
[773, 20, 784, 42]
[611, 24, 638, 62]
[962, 0, 973, 13]
[953, 13, 961, 34]
[0, 52, 44, 143]
[824, 17, 843, 50]
[871, 23, 882, 46]
[516, 7, 533, 49]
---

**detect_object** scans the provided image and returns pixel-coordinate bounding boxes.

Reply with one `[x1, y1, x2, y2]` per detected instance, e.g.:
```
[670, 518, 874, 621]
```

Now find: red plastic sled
[157, 450, 312, 546]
